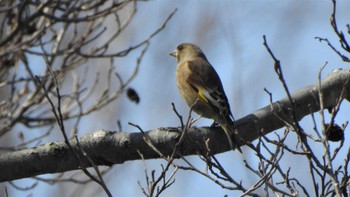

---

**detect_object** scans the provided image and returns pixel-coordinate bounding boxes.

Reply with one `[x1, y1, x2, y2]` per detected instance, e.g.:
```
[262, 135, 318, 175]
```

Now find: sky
[2, 0, 350, 196]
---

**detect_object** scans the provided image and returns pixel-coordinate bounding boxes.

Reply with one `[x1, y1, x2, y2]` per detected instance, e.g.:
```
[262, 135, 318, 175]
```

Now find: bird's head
[170, 43, 207, 64]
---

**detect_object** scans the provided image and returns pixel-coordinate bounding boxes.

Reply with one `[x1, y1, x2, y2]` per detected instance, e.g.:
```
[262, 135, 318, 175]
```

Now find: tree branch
[1, 69, 349, 182]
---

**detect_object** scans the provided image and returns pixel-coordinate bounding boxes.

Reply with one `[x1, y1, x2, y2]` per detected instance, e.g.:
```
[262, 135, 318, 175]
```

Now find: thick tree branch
[0, 69, 349, 182]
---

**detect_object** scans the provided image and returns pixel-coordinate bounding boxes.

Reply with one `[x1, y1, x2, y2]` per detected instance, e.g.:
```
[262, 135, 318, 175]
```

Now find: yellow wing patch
[197, 90, 209, 103]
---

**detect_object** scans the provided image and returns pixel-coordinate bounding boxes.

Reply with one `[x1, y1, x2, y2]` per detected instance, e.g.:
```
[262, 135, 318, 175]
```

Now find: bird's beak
[169, 50, 178, 57]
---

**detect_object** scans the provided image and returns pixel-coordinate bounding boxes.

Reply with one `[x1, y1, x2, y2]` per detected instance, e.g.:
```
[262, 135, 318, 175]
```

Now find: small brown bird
[170, 43, 242, 152]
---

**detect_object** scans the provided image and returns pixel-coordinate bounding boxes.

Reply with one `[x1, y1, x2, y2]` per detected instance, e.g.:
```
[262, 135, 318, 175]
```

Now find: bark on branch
[0, 69, 349, 182]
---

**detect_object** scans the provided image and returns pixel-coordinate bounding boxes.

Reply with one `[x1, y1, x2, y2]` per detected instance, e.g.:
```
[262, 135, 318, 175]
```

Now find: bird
[170, 43, 242, 153]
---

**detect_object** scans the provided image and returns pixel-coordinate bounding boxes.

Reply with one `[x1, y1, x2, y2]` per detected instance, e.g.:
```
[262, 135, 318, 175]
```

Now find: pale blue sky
[3, 1, 350, 196]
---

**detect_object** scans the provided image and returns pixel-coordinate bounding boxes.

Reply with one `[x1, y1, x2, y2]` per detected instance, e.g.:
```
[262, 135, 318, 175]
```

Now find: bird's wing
[186, 59, 233, 119]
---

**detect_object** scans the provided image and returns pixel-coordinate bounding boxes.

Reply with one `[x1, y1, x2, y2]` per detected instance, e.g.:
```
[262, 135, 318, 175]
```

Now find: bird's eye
[178, 45, 183, 51]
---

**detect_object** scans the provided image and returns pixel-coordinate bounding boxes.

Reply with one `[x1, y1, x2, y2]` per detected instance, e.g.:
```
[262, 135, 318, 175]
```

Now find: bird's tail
[221, 121, 242, 153]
